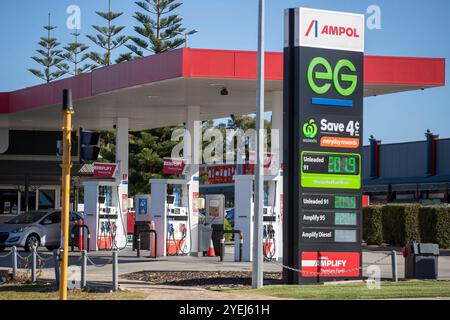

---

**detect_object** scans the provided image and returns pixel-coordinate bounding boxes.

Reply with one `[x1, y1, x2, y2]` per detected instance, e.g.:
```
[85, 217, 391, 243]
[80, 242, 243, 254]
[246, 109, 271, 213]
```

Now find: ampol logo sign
[301, 251, 360, 277]
[305, 20, 361, 39]
[298, 8, 364, 52]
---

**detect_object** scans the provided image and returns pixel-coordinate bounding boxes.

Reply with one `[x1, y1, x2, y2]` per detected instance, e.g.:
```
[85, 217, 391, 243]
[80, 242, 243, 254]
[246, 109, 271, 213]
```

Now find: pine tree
[87, 0, 128, 67]
[125, 0, 186, 57]
[28, 14, 67, 83]
[59, 31, 93, 76]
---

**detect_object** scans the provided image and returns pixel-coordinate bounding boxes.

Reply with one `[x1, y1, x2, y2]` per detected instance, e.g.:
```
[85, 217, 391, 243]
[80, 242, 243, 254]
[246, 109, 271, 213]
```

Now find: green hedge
[362, 206, 383, 245]
[419, 206, 450, 248]
[381, 204, 421, 246]
[363, 204, 450, 248]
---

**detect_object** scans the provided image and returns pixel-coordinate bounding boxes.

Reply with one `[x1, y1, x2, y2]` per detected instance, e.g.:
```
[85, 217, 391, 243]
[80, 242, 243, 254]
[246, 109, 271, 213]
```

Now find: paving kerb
[4, 247, 450, 291]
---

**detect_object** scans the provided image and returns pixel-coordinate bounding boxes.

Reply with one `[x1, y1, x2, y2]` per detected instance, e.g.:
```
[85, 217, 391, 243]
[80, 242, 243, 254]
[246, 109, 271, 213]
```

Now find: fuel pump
[83, 180, 127, 251]
[202, 194, 225, 255]
[149, 179, 191, 257]
[133, 194, 153, 250]
[234, 174, 283, 261]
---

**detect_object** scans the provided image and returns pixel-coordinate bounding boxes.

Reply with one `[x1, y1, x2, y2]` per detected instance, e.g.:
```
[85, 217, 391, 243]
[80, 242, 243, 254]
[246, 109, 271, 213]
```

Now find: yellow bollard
[59, 89, 74, 300]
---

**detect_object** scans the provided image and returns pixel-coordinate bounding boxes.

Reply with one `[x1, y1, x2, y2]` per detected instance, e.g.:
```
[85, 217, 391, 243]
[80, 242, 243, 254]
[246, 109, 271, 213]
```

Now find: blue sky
[0, 0, 448, 144]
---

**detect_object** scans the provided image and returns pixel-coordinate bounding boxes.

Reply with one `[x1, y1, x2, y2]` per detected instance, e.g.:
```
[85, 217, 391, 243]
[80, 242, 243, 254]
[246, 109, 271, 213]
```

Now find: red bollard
[78, 219, 83, 251]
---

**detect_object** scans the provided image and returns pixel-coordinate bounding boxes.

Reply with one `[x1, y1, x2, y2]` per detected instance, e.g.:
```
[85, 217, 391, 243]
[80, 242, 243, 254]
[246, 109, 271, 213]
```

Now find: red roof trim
[0, 48, 445, 114]
[92, 48, 183, 95]
[182, 48, 445, 86]
[364, 56, 445, 86]
[0, 93, 9, 114]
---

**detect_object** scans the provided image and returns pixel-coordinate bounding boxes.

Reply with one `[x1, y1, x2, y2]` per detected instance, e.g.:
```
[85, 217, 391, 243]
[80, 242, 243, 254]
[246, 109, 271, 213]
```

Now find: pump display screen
[302, 153, 360, 175]
[301, 152, 361, 189]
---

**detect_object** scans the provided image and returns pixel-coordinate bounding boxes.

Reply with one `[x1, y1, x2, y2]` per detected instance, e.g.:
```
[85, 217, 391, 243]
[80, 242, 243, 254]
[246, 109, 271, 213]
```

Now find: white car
[0, 210, 84, 252]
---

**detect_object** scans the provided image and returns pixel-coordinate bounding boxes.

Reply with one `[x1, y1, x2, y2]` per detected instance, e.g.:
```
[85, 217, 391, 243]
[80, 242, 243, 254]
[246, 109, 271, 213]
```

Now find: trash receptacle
[199, 224, 213, 253]
[211, 224, 224, 257]
[133, 221, 152, 250]
[404, 241, 439, 280]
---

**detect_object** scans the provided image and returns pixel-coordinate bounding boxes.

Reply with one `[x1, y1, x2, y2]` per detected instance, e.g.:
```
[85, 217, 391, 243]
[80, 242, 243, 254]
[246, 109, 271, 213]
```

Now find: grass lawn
[0, 283, 148, 300]
[228, 280, 450, 300]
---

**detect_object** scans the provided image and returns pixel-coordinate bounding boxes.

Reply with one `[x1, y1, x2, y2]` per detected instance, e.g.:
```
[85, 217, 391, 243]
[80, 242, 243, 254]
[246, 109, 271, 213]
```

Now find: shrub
[381, 204, 420, 246]
[224, 218, 233, 242]
[419, 206, 450, 249]
[363, 206, 383, 245]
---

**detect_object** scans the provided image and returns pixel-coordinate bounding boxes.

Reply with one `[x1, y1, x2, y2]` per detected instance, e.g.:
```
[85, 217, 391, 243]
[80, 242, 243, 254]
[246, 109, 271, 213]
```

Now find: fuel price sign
[301, 151, 361, 189]
[283, 7, 364, 284]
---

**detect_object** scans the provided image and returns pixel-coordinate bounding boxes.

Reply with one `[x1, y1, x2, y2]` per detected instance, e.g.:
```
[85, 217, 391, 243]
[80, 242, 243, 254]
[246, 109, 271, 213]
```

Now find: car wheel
[24, 234, 40, 252]
[0, 246, 5, 252]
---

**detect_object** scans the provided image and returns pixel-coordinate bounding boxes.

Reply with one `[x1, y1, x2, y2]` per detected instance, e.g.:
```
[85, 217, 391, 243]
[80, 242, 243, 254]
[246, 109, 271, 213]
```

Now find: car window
[6, 211, 48, 224]
[42, 211, 61, 224]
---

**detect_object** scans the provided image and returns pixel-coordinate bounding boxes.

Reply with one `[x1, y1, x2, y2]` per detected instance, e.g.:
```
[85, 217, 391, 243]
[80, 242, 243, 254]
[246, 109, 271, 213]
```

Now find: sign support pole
[60, 89, 74, 300]
[252, 0, 265, 289]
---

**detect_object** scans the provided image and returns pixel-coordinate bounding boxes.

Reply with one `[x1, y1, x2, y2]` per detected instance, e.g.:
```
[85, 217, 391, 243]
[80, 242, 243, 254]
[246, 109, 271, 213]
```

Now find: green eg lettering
[307, 57, 358, 97]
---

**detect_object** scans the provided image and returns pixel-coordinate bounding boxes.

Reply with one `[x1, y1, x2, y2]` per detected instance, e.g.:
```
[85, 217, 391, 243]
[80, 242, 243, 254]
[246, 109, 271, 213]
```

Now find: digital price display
[335, 212, 357, 226]
[301, 228, 358, 243]
[302, 211, 357, 226]
[302, 153, 360, 175]
[301, 151, 361, 189]
[335, 196, 357, 209]
[302, 194, 360, 210]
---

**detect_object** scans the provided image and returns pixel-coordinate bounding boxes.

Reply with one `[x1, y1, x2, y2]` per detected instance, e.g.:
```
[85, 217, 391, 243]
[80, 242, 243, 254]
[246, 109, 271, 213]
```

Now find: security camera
[220, 87, 229, 96]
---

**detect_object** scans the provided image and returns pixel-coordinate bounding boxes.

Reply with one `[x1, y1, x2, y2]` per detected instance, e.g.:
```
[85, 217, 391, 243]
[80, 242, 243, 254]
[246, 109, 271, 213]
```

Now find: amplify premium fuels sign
[283, 7, 364, 284]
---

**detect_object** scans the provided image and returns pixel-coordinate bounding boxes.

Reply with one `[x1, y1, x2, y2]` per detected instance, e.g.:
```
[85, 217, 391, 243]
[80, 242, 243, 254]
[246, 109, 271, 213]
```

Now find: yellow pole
[60, 89, 74, 300]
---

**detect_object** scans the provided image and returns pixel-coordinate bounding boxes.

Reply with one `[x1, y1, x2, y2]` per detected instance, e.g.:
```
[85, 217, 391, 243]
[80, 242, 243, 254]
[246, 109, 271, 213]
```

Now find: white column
[271, 91, 283, 261]
[0, 115, 9, 154]
[234, 175, 254, 261]
[149, 179, 168, 256]
[0, 128, 8, 154]
[115, 118, 129, 247]
[185, 106, 201, 255]
[271, 91, 283, 167]
[84, 181, 100, 251]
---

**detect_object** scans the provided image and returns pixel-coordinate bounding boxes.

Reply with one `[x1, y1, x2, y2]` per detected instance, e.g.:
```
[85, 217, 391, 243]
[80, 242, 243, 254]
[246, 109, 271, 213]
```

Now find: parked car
[0, 210, 84, 252]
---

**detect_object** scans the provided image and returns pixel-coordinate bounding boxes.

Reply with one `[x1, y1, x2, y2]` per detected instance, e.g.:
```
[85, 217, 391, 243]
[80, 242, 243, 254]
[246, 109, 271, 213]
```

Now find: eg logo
[308, 57, 357, 97]
[303, 119, 318, 138]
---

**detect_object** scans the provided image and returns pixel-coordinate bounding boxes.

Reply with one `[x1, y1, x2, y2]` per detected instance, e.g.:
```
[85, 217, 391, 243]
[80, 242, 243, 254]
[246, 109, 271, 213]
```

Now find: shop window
[20, 191, 36, 213]
[38, 190, 56, 210]
[0, 189, 19, 215]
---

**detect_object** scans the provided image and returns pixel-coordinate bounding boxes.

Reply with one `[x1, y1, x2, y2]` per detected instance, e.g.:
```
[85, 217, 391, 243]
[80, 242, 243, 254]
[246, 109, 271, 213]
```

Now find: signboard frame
[283, 7, 364, 284]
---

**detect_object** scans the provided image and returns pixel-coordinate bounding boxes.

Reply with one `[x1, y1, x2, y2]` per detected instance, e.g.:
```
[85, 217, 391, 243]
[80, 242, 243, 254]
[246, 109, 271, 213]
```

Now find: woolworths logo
[303, 119, 318, 138]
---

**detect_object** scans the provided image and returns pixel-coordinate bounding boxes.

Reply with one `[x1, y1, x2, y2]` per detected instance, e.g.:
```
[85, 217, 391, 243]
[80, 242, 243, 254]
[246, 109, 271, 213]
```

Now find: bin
[133, 221, 152, 250]
[211, 224, 225, 257]
[198, 224, 213, 252]
[404, 241, 439, 280]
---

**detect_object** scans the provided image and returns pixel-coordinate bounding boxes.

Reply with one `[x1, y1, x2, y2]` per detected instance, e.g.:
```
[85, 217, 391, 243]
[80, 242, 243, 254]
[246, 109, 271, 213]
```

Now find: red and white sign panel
[301, 252, 360, 278]
[163, 158, 187, 175]
[207, 165, 236, 184]
[248, 151, 273, 167]
[93, 163, 118, 179]
[245, 152, 277, 175]
[299, 8, 365, 52]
